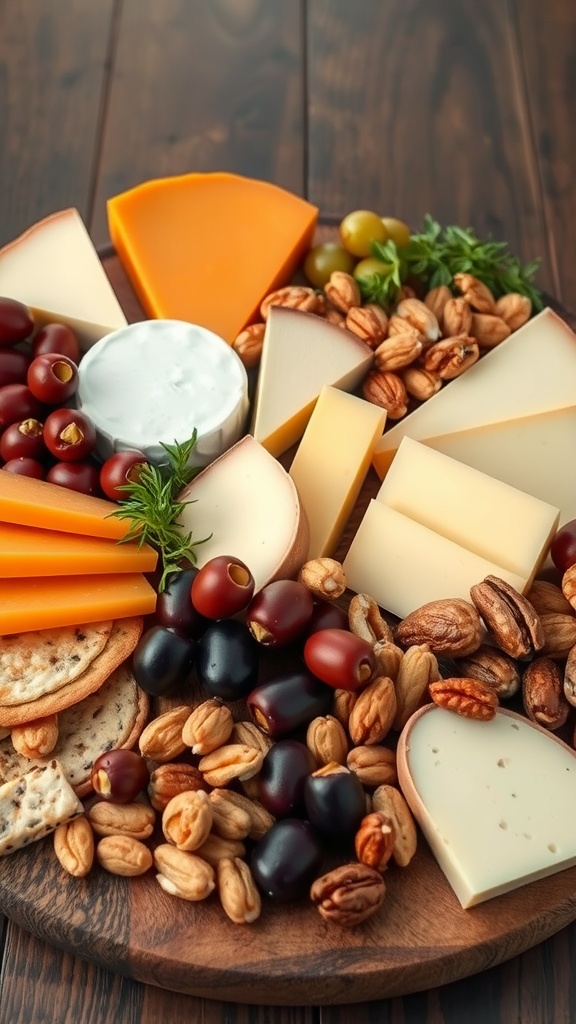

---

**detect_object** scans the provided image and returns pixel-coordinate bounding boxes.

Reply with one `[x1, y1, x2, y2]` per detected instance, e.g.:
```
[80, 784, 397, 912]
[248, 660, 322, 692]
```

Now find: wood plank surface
[1, 0, 576, 1021]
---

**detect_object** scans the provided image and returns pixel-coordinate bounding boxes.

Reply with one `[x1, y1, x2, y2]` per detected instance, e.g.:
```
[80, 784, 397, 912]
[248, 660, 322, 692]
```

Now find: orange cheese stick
[0, 522, 157, 576]
[0, 574, 156, 634]
[107, 172, 318, 343]
[0, 469, 132, 540]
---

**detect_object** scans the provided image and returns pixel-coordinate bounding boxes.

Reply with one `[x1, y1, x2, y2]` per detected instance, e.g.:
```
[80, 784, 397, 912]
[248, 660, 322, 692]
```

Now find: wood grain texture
[90, 0, 305, 247]
[0, 0, 115, 247]
[306, 0, 554, 296]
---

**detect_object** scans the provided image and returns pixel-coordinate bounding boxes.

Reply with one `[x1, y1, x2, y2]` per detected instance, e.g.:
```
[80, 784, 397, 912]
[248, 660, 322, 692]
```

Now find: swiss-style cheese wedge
[0, 470, 131, 540]
[251, 307, 374, 457]
[0, 574, 156, 634]
[0, 522, 157, 576]
[0, 209, 127, 351]
[107, 172, 318, 343]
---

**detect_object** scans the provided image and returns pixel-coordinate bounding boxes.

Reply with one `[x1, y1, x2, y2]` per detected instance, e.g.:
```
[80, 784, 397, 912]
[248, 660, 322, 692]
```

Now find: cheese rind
[0, 209, 127, 351]
[107, 172, 318, 343]
[376, 437, 559, 584]
[0, 470, 130, 540]
[372, 308, 576, 478]
[342, 500, 526, 620]
[251, 307, 374, 457]
[0, 522, 157, 576]
[398, 705, 576, 908]
[0, 574, 156, 634]
[77, 320, 249, 468]
[289, 386, 386, 559]
[177, 435, 309, 592]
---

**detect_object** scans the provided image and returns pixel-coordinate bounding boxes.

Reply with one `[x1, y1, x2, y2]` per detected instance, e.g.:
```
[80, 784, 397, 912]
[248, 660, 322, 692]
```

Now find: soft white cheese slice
[0, 209, 127, 351]
[397, 705, 576, 908]
[77, 320, 249, 468]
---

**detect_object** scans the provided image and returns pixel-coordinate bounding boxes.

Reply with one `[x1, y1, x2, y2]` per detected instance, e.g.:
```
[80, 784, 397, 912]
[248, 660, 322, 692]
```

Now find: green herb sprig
[109, 431, 210, 592]
[359, 215, 543, 312]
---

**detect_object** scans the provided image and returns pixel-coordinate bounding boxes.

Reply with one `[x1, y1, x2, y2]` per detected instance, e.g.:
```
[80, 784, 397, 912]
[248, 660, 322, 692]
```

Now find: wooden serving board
[0, 240, 575, 1007]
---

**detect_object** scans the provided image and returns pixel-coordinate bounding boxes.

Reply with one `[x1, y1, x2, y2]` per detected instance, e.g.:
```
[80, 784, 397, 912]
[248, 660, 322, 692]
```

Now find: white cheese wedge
[0, 209, 127, 351]
[376, 437, 559, 585]
[250, 306, 374, 457]
[397, 705, 576, 908]
[372, 308, 576, 478]
[289, 386, 386, 559]
[423, 406, 576, 529]
[77, 320, 249, 468]
[342, 500, 526, 620]
[177, 435, 309, 591]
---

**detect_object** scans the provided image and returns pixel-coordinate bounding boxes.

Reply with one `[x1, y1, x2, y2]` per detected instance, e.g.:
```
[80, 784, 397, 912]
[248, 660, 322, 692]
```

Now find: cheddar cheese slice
[0, 522, 157, 576]
[107, 172, 318, 343]
[0, 574, 156, 635]
[0, 209, 127, 352]
[0, 470, 131, 541]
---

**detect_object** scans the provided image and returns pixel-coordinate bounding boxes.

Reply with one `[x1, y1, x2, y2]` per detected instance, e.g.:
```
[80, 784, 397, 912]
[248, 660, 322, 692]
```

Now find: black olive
[246, 669, 333, 738]
[196, 619, 260, 701]
[257, 739, 316, 818]
[251, 818, 324, 901]
[131, 625, 196, 696]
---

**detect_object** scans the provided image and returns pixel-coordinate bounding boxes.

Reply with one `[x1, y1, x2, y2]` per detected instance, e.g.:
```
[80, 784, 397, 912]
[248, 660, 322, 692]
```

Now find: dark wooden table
[1, 2, 576, 1021]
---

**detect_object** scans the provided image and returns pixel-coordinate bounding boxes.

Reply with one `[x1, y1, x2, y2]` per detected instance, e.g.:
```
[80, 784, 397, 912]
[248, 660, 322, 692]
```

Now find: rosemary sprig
[109, 431, 210, 591]
[359, 214, 543, 311]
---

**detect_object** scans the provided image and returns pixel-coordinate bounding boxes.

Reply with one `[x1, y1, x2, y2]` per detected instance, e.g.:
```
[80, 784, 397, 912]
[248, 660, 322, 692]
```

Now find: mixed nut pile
[51, 554, 576, 929]
[232, 272, 533, 423]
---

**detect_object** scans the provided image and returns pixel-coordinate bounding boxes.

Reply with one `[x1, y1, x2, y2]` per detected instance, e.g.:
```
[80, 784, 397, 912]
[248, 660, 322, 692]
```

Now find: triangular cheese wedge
[107, 172, 318, 343]
[0, 209, 127, 351]
[372, 308, 576, 477]
[250, 306, 374, 457]
[422, 406, 576, 527]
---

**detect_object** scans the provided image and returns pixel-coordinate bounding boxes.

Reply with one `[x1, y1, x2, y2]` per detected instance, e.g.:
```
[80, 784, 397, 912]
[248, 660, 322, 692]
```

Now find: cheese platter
[0, 188, 576, 1005]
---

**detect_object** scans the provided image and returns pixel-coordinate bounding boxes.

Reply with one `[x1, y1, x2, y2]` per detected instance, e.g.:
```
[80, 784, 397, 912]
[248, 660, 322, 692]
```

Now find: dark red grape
[0, 384, 44, 431]
[191, 555, 255, 619]
[303, 628, 376, 691]
[0, 348, 31, 388]
[2, 457, 45, 479]
[46, 460, 101, 495]
[246, 670, 333, 738]
[0, 297, 34, 346]
[246, 579, 314, 646]
[32, 323, 80, 362]
[550, 519, 576, 574]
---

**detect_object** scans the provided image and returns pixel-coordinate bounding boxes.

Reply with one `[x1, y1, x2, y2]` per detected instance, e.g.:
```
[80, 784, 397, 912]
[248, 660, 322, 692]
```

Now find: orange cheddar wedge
[0, 574, 157, 634]
[0, 522, 157, 576]
[107, 173, 318, 343]
[0, 469, 132, 540]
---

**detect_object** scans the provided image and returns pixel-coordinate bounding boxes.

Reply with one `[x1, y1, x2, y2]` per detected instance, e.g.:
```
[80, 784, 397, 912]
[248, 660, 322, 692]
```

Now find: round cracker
[0, 616, 143, 727]
[0, 619, 114, 706]
[0, 665, 150, 795]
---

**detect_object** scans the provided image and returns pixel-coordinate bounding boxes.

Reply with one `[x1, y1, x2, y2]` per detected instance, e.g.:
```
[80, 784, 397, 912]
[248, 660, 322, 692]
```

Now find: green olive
[353, 256, 393, 284]
[303, 242, 355, 288]
[339, 210, 388, 258]
[381, 217, 411, 249]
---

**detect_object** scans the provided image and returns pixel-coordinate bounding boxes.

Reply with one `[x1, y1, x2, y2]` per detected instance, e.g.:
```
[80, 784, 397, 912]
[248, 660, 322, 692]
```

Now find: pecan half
[162, 789, 213, 851]
[470, 313, 511, 349]
[522, 657, 570, 730]
[148, 762, 207, 813]
[306, 714, 349, 765]
[182, 699, 234, 755]
[349, 593, 394, 645]
[393, 643, 440, 731]
[400, 365, 442, 402]
[362, 370, 408, 419]
[345, 303, 388, 348]
[396, 598, 483, 657]
[208, 789, 252, 840]
[421, 336, 479, 379]
[54, 816, 94, 877]
[348, 676, 397, 745]
[138, 705, 190, 762]
[96, 835, 153, 877]
[394, 298, 440, 342]
[371, 784, 418, 867]
[217, 856, 261, 924]
[260, 285, 324, 319]
[456, 643, 521, 699]
[298, 557, 346, 600]
[232, 322, 266, 368]
[354, 811, 395, 872]
[310, 862, 386, 926]
[453, 273, 495, 313]
[526, 580, 574, 617]
[346, 745, 397, 787]
[324, 271, 361, 313]
[540, 613, 576, 659]
[424, 284, 452, 322]
[441, 296, 472, 337]
[494, 293, 532, 330]
[373, 333, 422, 372]
[198, 744, 263, 787]
[87, 800, 156, 840]
[429, 677, 498, 720]
[153, 843, 215, 900]
[470, 576, 543, 660]
[194, 832, 246, 867]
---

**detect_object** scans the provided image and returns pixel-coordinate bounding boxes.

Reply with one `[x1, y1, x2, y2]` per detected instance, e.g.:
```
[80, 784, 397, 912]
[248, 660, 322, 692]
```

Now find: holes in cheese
[176, 435, 309, 592]
[397, 706, 576, 908]
[289, 385, 386, 560]
[0, 522, 157, 576]
[375, 437, 559, 587]
[107, 172, 318, 343]
[251, 306, 374, 458]
[0, 574, 156, 635]
[0, 470, 132, 541]
[0, 209, 127, 352]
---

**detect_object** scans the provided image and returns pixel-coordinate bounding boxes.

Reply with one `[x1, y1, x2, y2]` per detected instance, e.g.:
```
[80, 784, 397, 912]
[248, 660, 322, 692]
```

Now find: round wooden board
[1, 238, 575, 1006]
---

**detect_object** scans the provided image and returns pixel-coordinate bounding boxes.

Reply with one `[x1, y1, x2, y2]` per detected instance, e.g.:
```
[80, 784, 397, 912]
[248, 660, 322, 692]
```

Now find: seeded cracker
[0, 759, 83, 856]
